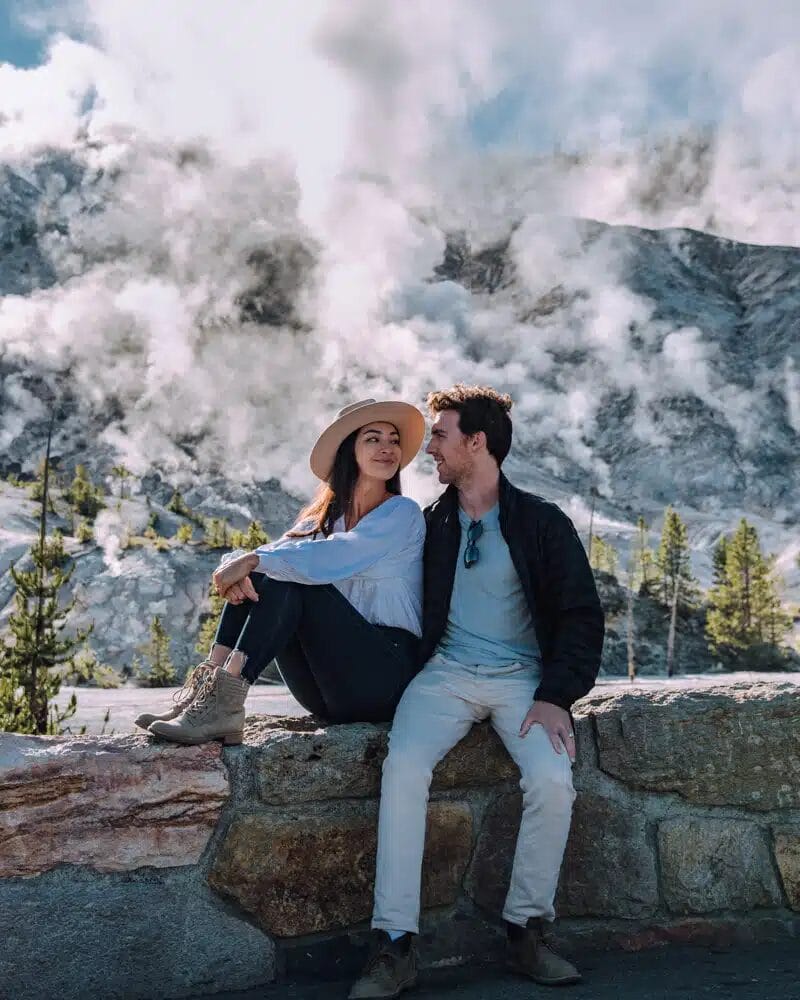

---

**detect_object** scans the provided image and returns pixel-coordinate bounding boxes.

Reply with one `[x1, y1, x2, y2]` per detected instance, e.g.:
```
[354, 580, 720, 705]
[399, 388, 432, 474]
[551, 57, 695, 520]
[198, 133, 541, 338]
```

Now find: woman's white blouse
[223, 496, 425, 637]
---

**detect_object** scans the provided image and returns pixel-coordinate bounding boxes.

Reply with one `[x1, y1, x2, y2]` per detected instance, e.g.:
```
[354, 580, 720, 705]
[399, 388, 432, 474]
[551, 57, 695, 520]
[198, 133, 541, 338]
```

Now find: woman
[139, 398, 426, 745]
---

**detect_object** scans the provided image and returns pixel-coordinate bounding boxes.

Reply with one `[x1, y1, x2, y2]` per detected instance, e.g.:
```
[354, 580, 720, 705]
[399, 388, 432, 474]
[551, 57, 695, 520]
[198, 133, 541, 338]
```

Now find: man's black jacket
[418, 473, 605, 711]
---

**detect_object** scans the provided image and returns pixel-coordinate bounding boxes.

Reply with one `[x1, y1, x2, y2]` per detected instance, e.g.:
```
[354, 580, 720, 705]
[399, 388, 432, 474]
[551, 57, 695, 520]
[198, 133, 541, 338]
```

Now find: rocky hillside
[0, 154, 798, 678]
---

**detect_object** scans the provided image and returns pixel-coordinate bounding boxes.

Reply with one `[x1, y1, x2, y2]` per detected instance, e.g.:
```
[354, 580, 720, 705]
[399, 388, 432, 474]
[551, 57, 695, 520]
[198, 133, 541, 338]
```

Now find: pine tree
[0, 420, 91, 734]
[76, 518, 94, 543]
[136, 616, 177, 687]
[110, 464, 133, 499]
[166, 490, 191, 517]
[203, 517, 230, 549]
[711, 535, 728, 588]
[175, 522, 193, 544]
[654, 506, 698, 609]
[706, 518, 792, 658]
[229, 520, 270, 550]
[632, 516, 655, 593]
[589, 534, 618, 577]
[66, 464, 105, 521]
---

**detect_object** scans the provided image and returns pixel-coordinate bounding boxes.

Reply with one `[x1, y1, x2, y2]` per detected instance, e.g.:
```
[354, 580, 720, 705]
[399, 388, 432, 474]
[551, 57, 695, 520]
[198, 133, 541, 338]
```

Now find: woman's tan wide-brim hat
[309, 399, 426, 480]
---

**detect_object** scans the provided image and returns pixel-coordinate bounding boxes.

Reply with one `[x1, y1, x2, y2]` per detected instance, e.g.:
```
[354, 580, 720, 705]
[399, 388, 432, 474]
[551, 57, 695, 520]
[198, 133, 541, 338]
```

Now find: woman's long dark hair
[287, 428, 402, 538]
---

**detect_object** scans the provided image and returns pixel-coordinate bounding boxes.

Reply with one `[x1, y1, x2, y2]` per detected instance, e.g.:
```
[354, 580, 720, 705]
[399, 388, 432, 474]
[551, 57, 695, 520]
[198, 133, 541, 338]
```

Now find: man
[349, 385, 604, 999]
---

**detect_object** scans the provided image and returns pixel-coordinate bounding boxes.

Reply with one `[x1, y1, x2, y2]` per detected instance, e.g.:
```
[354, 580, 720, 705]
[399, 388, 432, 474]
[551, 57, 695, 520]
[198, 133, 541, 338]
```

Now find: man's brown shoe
[348, 932, 418, 999]
[507, 918, 582, 986]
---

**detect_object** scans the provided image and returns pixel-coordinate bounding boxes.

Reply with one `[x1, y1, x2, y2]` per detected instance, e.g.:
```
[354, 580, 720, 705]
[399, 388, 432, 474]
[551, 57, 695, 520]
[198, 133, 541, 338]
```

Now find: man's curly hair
[427, 383, 514, 466]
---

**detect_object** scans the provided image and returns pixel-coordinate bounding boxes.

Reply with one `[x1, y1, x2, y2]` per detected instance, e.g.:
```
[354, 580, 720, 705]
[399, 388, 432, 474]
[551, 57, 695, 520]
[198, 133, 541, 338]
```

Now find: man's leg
[488, 669, 575, 926]
[371, 657, 483, 935]
[487, 667, 580, 985]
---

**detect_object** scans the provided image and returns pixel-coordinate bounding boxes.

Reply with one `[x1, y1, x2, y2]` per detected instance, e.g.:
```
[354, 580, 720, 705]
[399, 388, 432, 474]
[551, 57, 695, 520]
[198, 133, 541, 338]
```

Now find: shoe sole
[507, 961, 582, 986]
[349, 973, 418, 999]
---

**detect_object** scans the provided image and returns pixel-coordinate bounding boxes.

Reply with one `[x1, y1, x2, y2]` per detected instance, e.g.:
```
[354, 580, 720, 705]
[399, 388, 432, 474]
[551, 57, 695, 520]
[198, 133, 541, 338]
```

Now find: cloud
[0, 0, 797, 522]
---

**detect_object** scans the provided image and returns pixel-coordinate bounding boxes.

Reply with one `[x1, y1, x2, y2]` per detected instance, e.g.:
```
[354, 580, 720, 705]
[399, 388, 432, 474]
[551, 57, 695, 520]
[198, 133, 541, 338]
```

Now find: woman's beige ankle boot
[148, 668, 248, 746]
[134, 659, 218, 731]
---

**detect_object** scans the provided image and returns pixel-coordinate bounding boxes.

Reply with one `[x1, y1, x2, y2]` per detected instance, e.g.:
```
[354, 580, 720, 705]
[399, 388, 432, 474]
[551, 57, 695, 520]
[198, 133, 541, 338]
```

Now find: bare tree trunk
[666, 575, 680, 678]
[587, 487, 597, 563]
[31, 409, 55, 732]
[627, 576, 636, 682]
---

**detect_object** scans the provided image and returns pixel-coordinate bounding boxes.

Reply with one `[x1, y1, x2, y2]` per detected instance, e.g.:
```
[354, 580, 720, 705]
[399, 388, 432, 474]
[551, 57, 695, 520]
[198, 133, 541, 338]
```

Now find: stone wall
[2, 681, 798, 999]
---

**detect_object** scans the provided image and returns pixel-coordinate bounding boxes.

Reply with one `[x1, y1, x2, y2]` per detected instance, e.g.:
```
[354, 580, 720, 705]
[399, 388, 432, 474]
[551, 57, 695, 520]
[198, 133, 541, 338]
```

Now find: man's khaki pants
[371, 654, 576, 934]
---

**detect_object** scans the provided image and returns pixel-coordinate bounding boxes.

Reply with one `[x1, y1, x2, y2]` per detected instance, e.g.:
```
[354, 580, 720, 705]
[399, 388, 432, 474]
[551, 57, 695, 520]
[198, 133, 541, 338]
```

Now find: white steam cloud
[0, 0, 798, 526]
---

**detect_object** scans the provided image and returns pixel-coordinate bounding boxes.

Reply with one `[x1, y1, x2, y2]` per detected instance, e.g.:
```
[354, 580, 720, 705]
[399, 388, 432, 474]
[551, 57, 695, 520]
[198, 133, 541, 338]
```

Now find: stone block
[0, 872, 274, 1000]
[557, 793, 658, 918]
[658, 817, 782, 914]
[466, 789, 658, 920]
[587, 683, 800, 811]
[773, 826, 800, 911]
[208, 799, 472, 936]
[0, 732, 229, 877]
[248, 716, 517, 805]
[465, 790, 520, 915]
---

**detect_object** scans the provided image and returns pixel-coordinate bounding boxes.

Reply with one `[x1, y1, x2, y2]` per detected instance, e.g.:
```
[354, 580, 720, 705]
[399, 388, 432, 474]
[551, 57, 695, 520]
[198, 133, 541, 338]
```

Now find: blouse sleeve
[252, 498, 424, 585]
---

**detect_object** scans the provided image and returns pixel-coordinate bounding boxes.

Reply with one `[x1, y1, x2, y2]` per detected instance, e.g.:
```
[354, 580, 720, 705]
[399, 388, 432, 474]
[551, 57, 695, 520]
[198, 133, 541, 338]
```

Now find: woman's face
[354, 421, 402, 482]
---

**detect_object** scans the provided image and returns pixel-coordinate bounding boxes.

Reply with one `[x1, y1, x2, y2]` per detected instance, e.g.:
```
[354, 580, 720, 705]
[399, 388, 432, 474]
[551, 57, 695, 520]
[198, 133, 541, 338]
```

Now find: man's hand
[212, 553, 260, 604]
[519, 700, 576, 762]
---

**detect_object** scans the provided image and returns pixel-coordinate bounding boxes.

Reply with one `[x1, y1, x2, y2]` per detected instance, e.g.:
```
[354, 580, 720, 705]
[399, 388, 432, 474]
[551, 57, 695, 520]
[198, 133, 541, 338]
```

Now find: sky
[0, 3, 45, 68]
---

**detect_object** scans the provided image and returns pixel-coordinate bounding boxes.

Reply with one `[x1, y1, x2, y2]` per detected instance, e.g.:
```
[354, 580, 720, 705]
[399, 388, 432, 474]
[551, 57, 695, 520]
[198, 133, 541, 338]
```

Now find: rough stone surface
[0, 732, 229, 876]
[588, 683, 800, 811]
[466, 789, 659, 921]
[248, 716, 518, 804]
[0, 871, 275, 1000]
[658, 817, 782, 914]
[464, 790, 520, 915]
[208, 799, 473, 936]
[557, 793, 659, 919]
[772, 826, 800, 911]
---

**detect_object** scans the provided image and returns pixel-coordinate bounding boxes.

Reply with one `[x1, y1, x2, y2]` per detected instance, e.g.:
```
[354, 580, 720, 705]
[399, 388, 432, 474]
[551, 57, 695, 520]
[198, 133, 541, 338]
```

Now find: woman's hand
[212, 553, 260, 603]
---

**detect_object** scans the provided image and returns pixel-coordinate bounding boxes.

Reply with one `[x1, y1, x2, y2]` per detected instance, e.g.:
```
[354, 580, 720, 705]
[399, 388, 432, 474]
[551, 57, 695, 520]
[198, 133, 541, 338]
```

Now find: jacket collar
[438, 471, 515, 518]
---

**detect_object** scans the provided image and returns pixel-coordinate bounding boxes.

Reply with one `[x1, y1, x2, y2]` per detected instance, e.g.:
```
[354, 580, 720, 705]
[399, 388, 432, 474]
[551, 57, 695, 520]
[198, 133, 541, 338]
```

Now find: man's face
[426, 410, 473, 485]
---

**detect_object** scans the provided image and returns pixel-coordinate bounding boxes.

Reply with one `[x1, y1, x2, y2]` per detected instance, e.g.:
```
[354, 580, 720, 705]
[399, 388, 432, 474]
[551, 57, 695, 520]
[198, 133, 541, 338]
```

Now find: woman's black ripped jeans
[213, 572, 420, 724]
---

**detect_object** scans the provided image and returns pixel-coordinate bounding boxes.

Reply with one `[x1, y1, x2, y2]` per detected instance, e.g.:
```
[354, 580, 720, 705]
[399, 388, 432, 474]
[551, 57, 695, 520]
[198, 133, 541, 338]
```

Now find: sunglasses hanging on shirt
[464, 519, 483, 568]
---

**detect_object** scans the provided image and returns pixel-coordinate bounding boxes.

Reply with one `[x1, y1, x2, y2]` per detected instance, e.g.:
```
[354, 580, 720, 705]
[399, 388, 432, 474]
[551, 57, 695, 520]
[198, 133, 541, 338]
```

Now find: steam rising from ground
[0, 0, 798, 510]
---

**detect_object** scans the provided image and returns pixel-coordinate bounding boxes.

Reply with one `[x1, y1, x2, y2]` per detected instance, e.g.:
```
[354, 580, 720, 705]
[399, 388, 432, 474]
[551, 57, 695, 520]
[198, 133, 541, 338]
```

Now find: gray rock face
[0, 872, 275, 1000]
[0, 479, 299, 676]
[589, 683, 800, 810]
[208, 800, 472, 937]
[772, 825, 800, 911]
[247, 715, 518, 805]
[658, 818, 782, 914]
[0, 731, 229, 877]
[557, 792, 659, 919]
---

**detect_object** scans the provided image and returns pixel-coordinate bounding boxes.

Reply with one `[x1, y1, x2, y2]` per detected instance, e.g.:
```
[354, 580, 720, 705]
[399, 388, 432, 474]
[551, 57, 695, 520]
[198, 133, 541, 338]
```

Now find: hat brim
[309, 401, 426, 481]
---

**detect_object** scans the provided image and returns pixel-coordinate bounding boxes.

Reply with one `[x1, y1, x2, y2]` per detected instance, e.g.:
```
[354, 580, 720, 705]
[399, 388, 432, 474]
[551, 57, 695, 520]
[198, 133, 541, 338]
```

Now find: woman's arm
[253, 499, 423, 585]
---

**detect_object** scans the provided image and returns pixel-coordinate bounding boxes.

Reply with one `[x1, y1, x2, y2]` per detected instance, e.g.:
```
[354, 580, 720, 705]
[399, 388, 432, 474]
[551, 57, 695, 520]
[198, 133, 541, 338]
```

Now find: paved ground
[54, 672, 800, 735]
[198, 942, 799, 1000]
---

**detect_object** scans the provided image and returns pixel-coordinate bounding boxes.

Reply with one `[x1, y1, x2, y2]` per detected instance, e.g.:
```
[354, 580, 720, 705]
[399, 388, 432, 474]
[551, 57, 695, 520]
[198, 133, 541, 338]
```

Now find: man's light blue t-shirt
[436, 503, 542, 670]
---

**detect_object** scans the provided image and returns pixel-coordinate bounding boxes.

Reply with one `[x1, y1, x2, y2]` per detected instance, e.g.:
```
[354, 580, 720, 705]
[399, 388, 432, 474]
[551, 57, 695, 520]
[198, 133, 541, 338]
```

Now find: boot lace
[183, 674, 218, 721]
[172, 659, 216, 706]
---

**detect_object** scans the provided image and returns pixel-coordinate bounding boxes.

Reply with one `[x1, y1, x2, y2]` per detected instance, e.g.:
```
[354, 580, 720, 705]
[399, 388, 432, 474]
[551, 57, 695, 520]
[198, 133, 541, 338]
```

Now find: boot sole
[507, 960, 582, 986]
